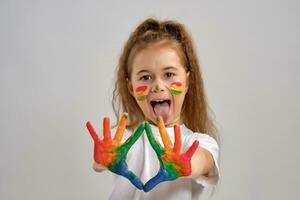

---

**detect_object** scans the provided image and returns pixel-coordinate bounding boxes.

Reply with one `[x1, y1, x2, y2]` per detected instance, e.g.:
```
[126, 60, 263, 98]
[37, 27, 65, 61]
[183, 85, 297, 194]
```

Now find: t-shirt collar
[148, 122, 187, 136]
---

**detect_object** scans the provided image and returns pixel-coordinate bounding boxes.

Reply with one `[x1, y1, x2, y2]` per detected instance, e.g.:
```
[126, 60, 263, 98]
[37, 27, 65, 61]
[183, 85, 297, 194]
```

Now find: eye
[164, 72, 176, 78]
[139, 74, 152, 81]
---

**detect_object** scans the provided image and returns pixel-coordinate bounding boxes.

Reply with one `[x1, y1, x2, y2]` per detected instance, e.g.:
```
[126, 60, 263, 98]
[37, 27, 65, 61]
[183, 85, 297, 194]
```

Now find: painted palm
[144, 117, 199, 192]
[86, 113, 144, 190]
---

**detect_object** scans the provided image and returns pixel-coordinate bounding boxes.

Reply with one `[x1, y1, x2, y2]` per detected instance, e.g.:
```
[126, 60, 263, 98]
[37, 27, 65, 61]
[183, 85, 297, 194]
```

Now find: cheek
[169, 81, 184, 95]
[171, 92, 186, 117]
[134, 85, 150, 101]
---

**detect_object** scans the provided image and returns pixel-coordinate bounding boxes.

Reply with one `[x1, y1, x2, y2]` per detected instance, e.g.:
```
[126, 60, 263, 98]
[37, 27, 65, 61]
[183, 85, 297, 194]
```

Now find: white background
[1, 0, 299, 199]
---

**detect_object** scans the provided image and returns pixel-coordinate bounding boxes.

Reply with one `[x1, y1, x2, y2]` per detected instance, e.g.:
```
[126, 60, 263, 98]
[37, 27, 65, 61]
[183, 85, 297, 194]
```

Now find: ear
[127, 78, 134, 96]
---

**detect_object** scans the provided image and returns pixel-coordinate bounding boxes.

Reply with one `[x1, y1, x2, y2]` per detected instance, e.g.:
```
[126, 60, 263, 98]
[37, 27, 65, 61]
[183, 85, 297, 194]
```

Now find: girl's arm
[190, 147, 214, 178]
[93, 162, 106, 172]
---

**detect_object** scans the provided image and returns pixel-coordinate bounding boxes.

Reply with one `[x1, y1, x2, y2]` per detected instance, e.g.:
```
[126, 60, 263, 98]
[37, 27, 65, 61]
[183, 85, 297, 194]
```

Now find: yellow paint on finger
[157, 116, 172, 151]
[113, 113, 128, 146]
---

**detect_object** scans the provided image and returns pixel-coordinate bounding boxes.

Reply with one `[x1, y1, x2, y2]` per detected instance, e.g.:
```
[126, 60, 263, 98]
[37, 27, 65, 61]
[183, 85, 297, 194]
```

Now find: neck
[146, 115, 182, 128]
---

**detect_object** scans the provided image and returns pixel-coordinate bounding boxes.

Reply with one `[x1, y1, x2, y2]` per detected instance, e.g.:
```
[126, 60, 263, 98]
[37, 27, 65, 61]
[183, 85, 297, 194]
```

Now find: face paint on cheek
[135, 85, 149, 101]
[170, 82, 183, 95]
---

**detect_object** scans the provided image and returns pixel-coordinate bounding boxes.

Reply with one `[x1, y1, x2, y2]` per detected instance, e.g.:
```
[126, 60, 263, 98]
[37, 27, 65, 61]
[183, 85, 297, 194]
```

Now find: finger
[113, 113, 128, 146]
[86, 121, 101, 142]
[125, 170, 144, 190]
[157, 116, 172, 151]
[145, 121, 164, 156]
[103, 117, 112, 143]
[110, 159, 144, 190]
[185, 140, 199, 159]
[122, 123, 145, 153]
[143, 167, 167, 192]
[173, 124, 181, 154]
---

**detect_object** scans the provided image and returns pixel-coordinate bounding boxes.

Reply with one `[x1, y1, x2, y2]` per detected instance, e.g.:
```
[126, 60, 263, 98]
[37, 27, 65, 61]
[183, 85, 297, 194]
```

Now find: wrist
[93, 162, 107, 172]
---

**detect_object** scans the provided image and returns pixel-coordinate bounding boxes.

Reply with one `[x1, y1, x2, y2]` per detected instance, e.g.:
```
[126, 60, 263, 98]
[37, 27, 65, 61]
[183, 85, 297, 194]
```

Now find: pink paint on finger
[185, 140, 199, 158]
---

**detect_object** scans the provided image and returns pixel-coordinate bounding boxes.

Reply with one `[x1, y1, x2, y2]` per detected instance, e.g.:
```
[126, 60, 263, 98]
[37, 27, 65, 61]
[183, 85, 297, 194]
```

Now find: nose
[151, 78, 165, 93]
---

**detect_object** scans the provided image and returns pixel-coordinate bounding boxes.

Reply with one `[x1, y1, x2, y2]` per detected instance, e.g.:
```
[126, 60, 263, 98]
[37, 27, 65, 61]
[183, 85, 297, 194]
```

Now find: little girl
[86, 18, 220, 200]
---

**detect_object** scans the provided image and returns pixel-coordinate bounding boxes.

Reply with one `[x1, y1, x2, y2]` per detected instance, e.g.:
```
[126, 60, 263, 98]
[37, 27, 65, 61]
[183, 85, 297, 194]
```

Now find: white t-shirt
[95, 123, 220, 200]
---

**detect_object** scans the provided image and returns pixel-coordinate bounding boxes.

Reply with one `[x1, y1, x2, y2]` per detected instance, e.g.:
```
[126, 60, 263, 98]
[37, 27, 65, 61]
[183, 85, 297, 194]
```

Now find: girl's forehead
[131, 44, 185, 75]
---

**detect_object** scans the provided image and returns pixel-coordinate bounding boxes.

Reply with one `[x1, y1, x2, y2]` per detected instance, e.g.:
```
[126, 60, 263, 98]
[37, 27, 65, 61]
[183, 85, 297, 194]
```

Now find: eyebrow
[163, 66, 178, 71]
[135, 66, 179, 76]
[136, 69, 150, 76]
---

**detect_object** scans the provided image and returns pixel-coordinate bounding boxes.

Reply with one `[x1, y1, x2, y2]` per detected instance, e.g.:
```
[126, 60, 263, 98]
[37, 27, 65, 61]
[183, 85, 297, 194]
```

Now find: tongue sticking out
[153, 102, 170, 123]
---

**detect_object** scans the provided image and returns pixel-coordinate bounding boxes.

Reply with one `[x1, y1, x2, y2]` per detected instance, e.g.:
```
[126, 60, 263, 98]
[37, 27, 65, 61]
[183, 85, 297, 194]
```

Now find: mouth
[149, 99, 171, 123]
[150, 99, 171, 108]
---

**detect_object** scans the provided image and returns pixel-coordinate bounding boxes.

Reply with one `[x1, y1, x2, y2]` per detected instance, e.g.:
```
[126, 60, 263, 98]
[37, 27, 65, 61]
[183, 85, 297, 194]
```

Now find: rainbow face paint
[86, 114, 145, 190]
[135, 85, 149, 101]
[170, 81, 183, 95]
[143, 118, 199, 192]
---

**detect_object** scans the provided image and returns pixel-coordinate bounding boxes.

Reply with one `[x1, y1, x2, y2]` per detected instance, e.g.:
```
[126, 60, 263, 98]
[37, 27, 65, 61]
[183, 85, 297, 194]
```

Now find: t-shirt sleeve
[183, 132, 220, 187]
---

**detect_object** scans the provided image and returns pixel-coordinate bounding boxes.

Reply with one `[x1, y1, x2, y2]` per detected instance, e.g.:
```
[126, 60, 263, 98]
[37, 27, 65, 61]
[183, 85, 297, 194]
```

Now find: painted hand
[144, 117, 199, 192]
[86, 113, 144, 190]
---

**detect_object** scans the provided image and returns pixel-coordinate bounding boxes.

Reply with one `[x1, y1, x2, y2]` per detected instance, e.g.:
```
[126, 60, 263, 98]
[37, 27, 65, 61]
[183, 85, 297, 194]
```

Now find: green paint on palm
[163, 161, 180, 179]
[107, 123, 145, 170]
[119, 123, 145, 155]
[145, 122, 165, 157]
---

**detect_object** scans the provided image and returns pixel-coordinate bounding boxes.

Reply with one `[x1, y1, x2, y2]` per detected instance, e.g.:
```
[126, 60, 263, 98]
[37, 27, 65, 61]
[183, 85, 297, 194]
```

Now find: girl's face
[128, 42, 189, 127]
